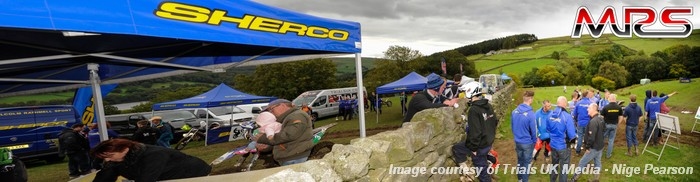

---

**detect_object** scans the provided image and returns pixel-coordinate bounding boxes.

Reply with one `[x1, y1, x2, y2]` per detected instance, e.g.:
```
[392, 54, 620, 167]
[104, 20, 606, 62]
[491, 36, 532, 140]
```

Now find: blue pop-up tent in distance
[0, 0, 370, 141]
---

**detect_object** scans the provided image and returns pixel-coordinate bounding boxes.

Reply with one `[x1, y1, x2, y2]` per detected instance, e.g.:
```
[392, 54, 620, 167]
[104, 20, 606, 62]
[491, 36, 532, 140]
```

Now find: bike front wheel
[175, 136, 193, 150]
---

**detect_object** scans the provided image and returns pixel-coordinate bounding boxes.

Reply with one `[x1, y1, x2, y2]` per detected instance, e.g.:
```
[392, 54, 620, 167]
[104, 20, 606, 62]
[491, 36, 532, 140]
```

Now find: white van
[292, 87, 366, 120]
[179, 105, 254, 126]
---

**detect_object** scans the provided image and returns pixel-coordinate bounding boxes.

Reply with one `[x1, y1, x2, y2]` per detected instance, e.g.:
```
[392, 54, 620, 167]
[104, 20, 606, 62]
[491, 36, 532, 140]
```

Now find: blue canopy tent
[376, 72, 427, 95]
[152, 83, 276, 110]
[0, 0, 369, 140]
[501, 73, 512, 80]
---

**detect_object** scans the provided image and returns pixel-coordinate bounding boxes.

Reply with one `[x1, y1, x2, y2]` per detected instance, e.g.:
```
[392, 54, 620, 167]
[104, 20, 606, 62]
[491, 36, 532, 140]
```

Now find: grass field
[475, 60, 521, 72]
[483, 58, 559, 75]
[608, 31, 700, 54]
[485, 44, 572, 60]
[329, 57, 378, 75]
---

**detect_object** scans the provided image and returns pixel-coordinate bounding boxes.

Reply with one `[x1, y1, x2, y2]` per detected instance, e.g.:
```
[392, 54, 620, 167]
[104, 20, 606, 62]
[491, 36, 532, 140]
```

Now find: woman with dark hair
[90, 139, 211, 181]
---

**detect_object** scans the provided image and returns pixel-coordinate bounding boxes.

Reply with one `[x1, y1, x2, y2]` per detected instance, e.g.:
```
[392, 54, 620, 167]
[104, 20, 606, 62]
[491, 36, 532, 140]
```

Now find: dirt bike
[210, 121, 337, 172]
[174, 121, 210, 150]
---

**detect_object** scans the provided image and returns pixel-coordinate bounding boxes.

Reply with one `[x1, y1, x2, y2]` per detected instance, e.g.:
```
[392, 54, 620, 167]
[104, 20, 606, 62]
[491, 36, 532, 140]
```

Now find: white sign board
[657, 113, 681, 135]
[695, 106, 700, 120]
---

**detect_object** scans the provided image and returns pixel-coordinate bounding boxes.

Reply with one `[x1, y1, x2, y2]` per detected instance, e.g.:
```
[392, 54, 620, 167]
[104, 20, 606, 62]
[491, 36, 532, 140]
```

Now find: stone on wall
[368, 129, 414, 163]
[350, 138, 391, 169]
[291, 159, 342, 182]
[260, 169, 315, 182]
[402, 121, 434, 151]
[323, 144, 370, 181]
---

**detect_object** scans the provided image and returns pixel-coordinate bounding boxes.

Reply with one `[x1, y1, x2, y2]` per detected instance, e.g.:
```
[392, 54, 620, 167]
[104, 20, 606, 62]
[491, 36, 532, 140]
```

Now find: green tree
[669, 64, 690, 78]
[364, 58, 403, 94]
[597, 61, 629, 88]
[591, 76, 616, 91]
[383, 45, 423, 62]
[235, 59, 337, 100]
[587, 49, 623, 76]
[622, 55, 667, 83]
[536, 65, 564, 86]
[557, 59, 585, 85]
[410, 50, 477, 78]
[552, 51, 560, 60]
[522, 68, 541, 86]
[103, 104, 121, 115]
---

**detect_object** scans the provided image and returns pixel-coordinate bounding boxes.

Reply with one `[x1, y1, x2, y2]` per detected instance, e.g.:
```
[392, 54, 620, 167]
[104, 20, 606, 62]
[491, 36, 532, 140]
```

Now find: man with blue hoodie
[533, 100, 552, 162]
[573, 91, 592, 155]
[547, 96, 578, 182]
[644, 90, 677, 145]
[623, 95, 643, 156]
[512, 90, 537, 182]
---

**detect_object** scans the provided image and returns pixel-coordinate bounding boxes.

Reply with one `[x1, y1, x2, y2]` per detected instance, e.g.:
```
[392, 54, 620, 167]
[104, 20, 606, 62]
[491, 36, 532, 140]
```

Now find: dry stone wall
[259, 82, 516, 182]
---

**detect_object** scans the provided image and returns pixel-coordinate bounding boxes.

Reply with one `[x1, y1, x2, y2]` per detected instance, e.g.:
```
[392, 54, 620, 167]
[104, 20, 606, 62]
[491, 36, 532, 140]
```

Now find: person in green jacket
[256, 99, 314, 166]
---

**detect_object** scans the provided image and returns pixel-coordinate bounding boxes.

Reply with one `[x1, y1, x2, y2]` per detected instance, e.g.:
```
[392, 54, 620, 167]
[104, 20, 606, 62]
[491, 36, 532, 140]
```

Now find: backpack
[0, 148, 12, 166]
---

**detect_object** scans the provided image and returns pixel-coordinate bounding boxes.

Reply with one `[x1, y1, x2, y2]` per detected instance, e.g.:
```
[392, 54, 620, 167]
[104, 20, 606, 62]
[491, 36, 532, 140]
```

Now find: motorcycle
[174, 121, 211, 150]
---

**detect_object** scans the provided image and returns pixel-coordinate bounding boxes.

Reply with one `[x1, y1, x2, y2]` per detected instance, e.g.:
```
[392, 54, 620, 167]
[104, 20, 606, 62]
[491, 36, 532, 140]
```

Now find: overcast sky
[256, 0, 700, 58]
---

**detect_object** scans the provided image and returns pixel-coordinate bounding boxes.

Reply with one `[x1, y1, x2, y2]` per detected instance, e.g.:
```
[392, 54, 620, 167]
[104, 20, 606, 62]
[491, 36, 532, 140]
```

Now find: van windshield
[292, 91, 319, 106]
[208, 106, 245, 116]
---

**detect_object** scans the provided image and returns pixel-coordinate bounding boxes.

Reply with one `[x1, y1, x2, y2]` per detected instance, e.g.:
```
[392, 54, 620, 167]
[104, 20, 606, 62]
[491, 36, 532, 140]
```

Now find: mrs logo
[571, 6, 693, 38]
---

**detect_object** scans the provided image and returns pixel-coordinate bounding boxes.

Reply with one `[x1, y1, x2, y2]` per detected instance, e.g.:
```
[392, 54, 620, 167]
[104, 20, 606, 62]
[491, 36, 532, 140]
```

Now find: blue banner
[206, 126, 233, 145]
[72, 84, 118, 125]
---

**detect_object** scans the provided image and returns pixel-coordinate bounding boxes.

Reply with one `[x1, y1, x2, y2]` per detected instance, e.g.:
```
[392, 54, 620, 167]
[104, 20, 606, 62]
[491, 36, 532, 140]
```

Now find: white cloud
[256, 0, 700, 57]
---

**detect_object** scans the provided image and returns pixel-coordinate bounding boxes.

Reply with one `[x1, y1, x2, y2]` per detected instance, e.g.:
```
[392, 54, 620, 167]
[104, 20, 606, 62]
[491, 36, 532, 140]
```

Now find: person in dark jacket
[623, 95, 643, 156]
[600, 94, 623, 159]
[571, 103, 605, 182]
[451, 81, 497, 182]
[403, 74, 458, 122]
[132, 120, 160, 145]
[546, 96, 577, 182]
[511, 90, 537, 182]
[87, 123, 119, 148]
[256, 99, 314, 166]
[58, 124, 91, 179]
[91, 138, 211, 181]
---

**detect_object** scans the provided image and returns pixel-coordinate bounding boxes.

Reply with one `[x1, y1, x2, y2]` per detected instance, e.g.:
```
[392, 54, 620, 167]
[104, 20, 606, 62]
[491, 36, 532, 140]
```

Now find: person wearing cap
[403, 74, 458, 123]
[150, 116, 173, 148]
[255, 99, 314, 166]
[58, 123, 91, 179]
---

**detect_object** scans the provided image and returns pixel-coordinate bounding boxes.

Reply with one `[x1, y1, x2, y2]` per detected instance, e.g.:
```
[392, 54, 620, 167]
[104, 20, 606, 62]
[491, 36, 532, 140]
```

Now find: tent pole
[354, 53, 366, 138]
[88, 63, 109, 142]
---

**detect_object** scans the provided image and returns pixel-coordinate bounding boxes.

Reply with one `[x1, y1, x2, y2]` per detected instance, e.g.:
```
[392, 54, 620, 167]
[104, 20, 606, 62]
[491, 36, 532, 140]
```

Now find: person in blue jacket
[533, 100, 552, 162]
[643, 90, 677, 145]
[572, 91, 592, 155]
[547, 96, 578, 182]
[623, 94, 643, 156]
[511, 90, 537, 182]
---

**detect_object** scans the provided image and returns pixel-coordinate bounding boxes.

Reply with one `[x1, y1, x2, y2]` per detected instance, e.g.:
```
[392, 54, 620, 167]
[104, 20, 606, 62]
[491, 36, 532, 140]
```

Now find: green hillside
[474, 29, 700, 77]
[329, 57, 378, 75]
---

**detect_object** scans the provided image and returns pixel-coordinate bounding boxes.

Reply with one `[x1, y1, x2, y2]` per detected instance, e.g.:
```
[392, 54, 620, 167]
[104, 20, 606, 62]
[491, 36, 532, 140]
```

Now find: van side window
[251, 107, 261, 114]
[195, 110, 208, 118]
[313, 96, 327, 107]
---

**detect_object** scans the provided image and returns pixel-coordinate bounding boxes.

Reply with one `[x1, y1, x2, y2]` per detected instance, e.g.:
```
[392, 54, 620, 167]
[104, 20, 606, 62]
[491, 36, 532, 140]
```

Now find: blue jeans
[550, 148, 571, 182]
[626, 125, 639, 147]
[576, 126, 586, 153]
[643, 119, 659, 143]
[574, 148, 602, 177]
[515, 143, 534, 182]
[603, 124, 617, 158]
[157, 140, 171, 148]
[280, 156, 308, 166]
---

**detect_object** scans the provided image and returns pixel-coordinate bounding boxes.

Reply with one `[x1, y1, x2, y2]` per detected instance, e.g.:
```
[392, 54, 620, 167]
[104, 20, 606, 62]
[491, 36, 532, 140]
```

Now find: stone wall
[257, 82, 517, 182]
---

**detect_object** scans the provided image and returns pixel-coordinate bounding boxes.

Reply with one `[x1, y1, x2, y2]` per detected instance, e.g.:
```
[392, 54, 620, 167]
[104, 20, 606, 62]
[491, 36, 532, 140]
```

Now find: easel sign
[693, 106, 700, 133]
[642, 113, 681, 161]
[658, 113, 681, 135]
[695, 106, 700, 120]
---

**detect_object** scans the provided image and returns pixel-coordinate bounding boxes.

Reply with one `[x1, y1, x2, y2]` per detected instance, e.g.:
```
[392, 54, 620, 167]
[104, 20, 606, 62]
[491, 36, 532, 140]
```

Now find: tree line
[521, 44, 700, 90]
[449, 34, 538, 56]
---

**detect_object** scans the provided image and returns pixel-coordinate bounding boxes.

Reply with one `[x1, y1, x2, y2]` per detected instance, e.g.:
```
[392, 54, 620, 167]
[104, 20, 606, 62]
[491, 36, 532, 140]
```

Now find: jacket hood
[59, 128, 73, 135]
[645, 90, 652, 98]
[516, 104, 533, 113]
[471, 99, 491, 110]
[550, 106, 567, 118]
[628, 102, 638, 109]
